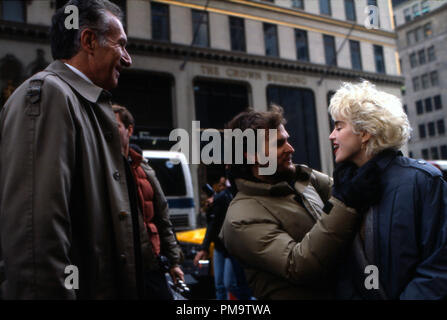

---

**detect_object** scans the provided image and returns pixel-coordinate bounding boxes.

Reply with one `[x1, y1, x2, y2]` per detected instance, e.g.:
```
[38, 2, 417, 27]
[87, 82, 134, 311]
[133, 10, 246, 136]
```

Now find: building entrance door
[111, 70, 174, 150]
[267, 85, 321, 171]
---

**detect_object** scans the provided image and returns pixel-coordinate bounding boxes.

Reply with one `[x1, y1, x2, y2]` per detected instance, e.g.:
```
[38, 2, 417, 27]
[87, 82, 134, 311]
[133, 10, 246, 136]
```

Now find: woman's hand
[332, 161, 382, 212]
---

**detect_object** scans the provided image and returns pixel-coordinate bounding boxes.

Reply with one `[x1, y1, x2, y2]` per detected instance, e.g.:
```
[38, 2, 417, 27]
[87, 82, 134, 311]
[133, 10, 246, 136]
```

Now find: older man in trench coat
[0, 0, 156, 299]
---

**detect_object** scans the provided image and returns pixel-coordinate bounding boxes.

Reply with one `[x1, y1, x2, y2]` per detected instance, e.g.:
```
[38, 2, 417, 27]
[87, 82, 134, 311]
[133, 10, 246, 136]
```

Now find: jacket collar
[235, 164, 312, 197]
[45, 60, 108, 103]
[374, 149, 402, 171]
[128, 147, 143, 169]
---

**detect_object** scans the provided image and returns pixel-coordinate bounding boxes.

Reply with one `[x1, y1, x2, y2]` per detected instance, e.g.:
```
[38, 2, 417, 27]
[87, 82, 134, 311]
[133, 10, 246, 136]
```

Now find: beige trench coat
[0, 60, 155, 299]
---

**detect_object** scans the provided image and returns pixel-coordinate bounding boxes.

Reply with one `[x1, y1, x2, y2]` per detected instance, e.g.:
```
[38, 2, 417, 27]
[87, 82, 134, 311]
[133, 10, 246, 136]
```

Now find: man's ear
[79, 28, 98, 54]
[128, 124, 134, 137]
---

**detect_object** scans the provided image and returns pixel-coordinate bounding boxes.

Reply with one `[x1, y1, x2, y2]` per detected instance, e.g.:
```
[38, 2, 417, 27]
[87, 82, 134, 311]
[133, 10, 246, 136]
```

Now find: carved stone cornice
[0, 20, 49, 43]
[127, 38, 404, 86]
[0, 20, 404, 86]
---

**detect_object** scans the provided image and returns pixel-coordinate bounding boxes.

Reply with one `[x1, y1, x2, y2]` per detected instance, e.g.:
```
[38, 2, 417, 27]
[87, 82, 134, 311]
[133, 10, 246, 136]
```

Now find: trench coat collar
[235, 164, 312, 197]
[46, 60, 108, 103]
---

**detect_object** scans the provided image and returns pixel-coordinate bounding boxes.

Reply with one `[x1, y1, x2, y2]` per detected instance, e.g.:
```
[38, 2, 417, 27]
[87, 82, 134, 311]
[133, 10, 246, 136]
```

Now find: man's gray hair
[50, 0, 123, 60]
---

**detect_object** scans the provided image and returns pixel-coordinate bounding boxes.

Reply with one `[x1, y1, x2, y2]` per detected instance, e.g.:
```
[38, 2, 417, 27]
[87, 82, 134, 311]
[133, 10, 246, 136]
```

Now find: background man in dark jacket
[113, 104, 185, 299]
[0, 0, 145, 299]
[329, 80, 447, 299]
[194, 176, 251, 300]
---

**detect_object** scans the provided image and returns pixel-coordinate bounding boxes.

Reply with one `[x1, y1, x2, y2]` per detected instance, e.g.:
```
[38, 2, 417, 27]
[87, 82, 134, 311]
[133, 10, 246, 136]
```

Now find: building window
[403, 104, 408, 114]
[229, 16, 246, 52]
[425, 98, 433, 112]
[441, 145, 447, 159]
[373, 45, 385, 74]
[416, 100, 423, 114]
[434, 95, 442, 110]
[418, 49, 426, 65]
[192, 10, 209, 47]
[349, 40, 362, 70]
[320, 0, 332, 16]
[344, 0, 356, 21]
[422, 148, 429, 159]
[413, 77, 420, 91]
[292, 0, 304, 9]
[55, 0, 67, 9]
[367, 0, 377, 6]
[323, 35, 337, 66]
[409, 52, 417, 68]
[437, 119, 445, 135]
[267, 86, 321, 170]
[407, 30, 415, 45]
[421, 73, 429, 89]
[1, 0, 25, 22]
[295, 29, 309, 62]
[110, 0, 127, 27]
[151, 2, 170, 41]
[428, 121, 435, 136]
[194, 80, 249, 129]
[404, 8, 411, 22]
[424, 23, 432, 38]
[430, 71, 439, 86]
[415, 27, 423, 42]
[421, 0, 430, 14]
[427, 46, 436, 62]
[431, 147, 439, 159]
[419, 124, 426, 139]
[412, 3, 420, 18]
[111, 71, 174, 135]
[263, 23, 279, 57]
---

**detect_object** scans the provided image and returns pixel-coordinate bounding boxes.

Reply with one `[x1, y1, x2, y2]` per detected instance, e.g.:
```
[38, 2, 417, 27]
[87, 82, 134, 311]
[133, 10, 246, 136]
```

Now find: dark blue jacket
[337, 151, 447, 300]
[201, 189, 233, 254]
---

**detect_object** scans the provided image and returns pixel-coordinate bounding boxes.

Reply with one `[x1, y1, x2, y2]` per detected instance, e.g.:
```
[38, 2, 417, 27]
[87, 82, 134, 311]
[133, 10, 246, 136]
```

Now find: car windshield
[145, 157, 187, 196]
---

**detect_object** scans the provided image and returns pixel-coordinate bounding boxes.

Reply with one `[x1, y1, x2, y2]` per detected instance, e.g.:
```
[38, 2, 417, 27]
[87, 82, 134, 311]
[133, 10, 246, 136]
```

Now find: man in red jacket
[113, 104, 184, 299]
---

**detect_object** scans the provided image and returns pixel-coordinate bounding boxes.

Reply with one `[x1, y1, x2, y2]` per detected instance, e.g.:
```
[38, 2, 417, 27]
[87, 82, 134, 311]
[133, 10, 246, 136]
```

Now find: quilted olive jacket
[220, 165, 359, 300]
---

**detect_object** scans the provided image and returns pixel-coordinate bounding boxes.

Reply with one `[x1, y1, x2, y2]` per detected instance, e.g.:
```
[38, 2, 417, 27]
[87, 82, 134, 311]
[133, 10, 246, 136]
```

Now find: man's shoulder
[15, 70, 72, 99]
[228, 192, 274, 220]
[33, 70, 73, 94]
[139, 159, 155, 177]
[2, 70, 72, 116]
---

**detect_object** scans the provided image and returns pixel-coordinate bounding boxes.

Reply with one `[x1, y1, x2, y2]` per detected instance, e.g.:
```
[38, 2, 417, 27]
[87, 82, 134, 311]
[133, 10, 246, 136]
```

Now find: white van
[142, 150, 196, 231]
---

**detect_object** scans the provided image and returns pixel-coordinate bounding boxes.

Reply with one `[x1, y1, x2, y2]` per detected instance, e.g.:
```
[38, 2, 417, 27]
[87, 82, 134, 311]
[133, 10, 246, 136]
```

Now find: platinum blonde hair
[329, 81, 411, 157]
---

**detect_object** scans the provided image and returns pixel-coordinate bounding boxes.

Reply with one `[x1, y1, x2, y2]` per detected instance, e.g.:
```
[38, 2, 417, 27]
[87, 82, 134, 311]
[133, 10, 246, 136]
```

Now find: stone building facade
[1, 0, 403, 228]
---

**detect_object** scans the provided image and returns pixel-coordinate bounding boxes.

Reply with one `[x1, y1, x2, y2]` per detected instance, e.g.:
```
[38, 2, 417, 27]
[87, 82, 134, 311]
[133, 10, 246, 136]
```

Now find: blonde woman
[329, 81, 447, 300]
